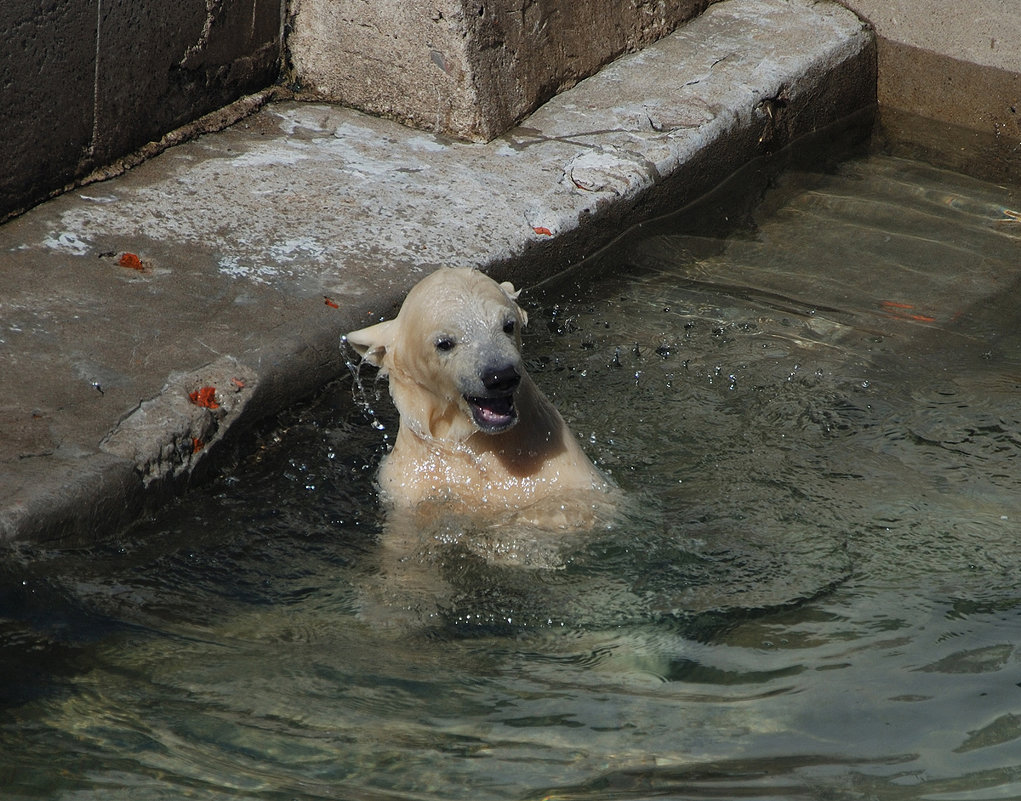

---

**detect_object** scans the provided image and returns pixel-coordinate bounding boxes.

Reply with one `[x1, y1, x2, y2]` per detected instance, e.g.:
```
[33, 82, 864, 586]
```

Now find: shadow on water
[2, 122, 1021, 800]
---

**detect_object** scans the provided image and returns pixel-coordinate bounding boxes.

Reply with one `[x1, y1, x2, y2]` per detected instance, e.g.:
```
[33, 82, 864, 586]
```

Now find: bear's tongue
[466, 394, 516, 432]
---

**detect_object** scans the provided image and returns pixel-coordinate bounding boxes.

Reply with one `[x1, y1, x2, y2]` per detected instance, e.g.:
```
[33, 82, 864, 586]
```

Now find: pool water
[2, 152, 1021, 800]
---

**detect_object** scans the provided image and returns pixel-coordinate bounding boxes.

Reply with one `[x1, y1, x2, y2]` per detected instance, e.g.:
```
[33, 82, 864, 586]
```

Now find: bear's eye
[435, 335, 456, 353]
[503, 319, 516, 336]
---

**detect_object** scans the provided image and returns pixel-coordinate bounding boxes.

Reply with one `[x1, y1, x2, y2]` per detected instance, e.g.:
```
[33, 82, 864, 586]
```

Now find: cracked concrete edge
[0, 308, 373, 545]
[1, 2, 878, 546]
[99, 357, 261, 487]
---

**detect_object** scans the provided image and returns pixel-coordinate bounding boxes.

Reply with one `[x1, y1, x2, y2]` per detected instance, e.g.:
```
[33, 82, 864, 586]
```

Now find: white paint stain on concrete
[270, 105, 333, 136]
[405, 135, 450, 153]
[218, 255, 284, 284]
[267, 237, 329, 263]
[42, 232, 92, 256]
[230, 142, 310, 168]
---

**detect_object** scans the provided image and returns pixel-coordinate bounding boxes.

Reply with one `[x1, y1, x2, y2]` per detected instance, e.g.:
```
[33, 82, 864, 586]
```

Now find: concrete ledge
[0, 0, 875, 543]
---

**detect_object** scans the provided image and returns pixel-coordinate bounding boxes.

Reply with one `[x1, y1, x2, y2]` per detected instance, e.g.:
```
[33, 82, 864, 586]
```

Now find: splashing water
[341, 334, 389, 432]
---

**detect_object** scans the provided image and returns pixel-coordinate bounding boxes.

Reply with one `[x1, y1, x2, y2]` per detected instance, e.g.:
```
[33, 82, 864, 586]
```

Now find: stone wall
[1, 0, 283, 221]
[286, 0, 716, 142]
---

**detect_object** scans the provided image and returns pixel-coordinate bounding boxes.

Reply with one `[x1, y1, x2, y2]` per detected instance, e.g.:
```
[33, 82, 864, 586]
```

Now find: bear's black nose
[482, 364, 520, 394]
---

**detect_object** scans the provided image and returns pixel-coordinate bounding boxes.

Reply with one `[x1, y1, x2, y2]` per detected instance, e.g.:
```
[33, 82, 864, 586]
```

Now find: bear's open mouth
[465, 394, 517, 433]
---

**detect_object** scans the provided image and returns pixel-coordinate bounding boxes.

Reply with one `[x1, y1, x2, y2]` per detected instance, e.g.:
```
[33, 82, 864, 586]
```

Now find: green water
[2, 153, 1020, 800]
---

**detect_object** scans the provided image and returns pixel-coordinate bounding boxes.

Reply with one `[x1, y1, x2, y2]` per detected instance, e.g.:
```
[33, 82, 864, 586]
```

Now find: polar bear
[346, 267, 611, 528]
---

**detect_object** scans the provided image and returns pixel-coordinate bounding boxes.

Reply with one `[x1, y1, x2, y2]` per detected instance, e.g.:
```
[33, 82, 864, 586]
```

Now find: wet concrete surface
[0, 0, 874, 542]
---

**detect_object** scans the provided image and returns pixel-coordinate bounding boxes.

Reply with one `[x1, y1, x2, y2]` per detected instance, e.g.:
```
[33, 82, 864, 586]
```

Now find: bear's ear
[499, 281, 528, 328]
[498, 280, 520, 300]
[345, 319, 397, 368]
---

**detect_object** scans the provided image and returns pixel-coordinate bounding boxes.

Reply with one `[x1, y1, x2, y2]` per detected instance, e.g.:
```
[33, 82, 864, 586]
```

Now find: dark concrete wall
[1, 0, 282, 222]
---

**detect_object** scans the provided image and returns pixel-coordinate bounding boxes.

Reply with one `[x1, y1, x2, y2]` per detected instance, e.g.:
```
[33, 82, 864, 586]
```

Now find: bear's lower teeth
[466, 395, 516, 431]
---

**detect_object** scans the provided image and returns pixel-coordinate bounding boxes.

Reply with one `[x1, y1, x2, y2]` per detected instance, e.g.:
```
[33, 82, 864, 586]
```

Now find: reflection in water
[2, 155, 1020, 800]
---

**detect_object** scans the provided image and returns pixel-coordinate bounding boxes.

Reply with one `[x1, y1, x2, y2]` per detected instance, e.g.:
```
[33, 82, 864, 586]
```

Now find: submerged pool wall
[839, 0, 1021, 182]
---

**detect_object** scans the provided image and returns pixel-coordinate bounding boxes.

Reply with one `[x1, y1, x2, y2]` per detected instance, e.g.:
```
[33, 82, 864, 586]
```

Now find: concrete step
[0, 0, 874, 543]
